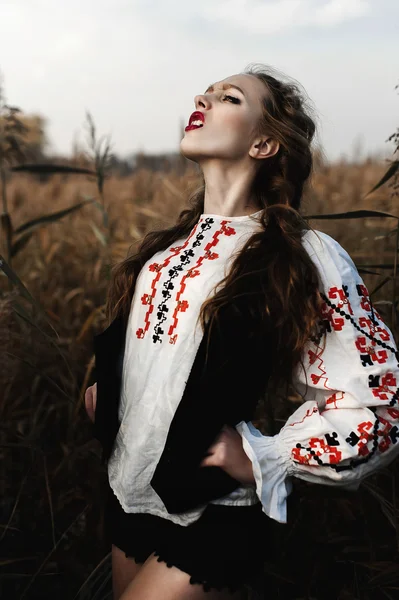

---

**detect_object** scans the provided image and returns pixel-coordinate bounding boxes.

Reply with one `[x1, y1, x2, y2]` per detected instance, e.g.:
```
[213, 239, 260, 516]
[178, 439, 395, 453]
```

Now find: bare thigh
[112, 543, 145, 599]
[118, 551, 246, 600]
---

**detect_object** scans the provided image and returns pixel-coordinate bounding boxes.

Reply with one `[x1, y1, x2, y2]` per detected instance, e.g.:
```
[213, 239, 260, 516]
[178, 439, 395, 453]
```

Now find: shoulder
[301, 228, 359, 286]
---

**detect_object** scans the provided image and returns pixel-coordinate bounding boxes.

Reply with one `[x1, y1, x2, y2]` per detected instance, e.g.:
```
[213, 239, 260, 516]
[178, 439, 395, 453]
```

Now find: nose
[194, 93, 209, 109]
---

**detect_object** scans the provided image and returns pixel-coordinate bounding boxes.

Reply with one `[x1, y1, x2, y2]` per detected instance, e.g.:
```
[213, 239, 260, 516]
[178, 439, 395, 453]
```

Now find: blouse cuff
[235, 420, 294, 524]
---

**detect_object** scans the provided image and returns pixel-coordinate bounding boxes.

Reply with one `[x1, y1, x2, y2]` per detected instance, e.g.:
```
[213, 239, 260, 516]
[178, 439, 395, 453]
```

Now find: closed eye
[223, 94, 241, 104]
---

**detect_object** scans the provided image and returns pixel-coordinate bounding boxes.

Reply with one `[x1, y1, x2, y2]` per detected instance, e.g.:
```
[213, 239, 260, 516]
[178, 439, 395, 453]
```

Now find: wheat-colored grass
[1, 158, 398, 600]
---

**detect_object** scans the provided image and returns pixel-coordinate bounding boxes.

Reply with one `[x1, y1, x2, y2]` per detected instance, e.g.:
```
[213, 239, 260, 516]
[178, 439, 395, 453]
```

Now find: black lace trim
[152, 548, 246, 594]
[124, 550, 148, 564]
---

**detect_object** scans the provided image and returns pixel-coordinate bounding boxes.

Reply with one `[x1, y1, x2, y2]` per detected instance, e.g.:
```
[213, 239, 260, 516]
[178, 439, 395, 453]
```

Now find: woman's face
[180, 73, 267, 163]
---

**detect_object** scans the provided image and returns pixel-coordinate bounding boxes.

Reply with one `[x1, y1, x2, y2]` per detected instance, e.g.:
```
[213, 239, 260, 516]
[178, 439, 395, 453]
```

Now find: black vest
[92, 301, 274, 514]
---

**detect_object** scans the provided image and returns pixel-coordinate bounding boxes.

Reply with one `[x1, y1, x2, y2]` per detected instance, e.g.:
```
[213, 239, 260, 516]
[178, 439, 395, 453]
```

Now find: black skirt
[103, 484, 276, 595]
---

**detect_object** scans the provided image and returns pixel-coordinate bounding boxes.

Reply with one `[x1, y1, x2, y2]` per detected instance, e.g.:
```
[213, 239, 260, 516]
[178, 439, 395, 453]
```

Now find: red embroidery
[223, 226, 236, 236]
[357, 284, 371, 311]
[375, 325, 392, 342]
[376, 416, 394, 453]
[135, 223, 200, 339]
[168, 221, 236, 340]
[356, 336, 388, 364]
[307, 344, 333, 390]
[149, 262, 161, 272]
[378, 437, 391, 452]
[387, 407, 399, 419]
[290, 278, 399, 472]
[291, 448, 309, 463]
[356, 420, 374, 457]
[325, 391, 345, 409]
[287, 405, 319, 428]
[140, 274, 157, 338]
[310, 437, 342, 464]
[291, 438, 342, 465]
[359, 316, 377, 336]
[372, 373, 398, 401]
[321, 299, 346, 331]
[188, 269, 200, 278]
[328, 286, 354, 314]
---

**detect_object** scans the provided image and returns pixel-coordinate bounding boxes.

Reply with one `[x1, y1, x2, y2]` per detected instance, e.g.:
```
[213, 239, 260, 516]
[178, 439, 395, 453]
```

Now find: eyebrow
[204, 83, 246, 97]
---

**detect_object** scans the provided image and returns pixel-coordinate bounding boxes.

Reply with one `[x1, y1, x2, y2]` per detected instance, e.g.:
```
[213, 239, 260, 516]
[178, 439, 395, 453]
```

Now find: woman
[85, 63, 399, 599]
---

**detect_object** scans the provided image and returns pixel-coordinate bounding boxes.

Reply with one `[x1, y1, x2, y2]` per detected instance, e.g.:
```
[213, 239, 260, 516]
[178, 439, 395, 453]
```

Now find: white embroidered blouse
[108, 209, 399, 526]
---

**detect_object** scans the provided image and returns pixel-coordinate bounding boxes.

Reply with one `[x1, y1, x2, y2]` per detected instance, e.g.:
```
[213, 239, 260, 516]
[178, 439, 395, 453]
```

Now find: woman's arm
[235, 230, 399, 523]
[85, 382, 97, 423]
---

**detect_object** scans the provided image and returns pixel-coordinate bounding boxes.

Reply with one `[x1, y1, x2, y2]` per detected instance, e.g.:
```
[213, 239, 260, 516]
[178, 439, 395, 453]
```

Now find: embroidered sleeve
[235, 230, 399, 524]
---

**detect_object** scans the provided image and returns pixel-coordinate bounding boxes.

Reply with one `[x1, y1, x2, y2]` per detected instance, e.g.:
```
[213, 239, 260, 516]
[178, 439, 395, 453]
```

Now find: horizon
[0, 0, 398, 163]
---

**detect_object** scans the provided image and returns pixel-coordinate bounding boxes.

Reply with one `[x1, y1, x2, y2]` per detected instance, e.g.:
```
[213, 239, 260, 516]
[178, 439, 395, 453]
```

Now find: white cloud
[198, 0, 371, 34]
[313, 0, 371, 26]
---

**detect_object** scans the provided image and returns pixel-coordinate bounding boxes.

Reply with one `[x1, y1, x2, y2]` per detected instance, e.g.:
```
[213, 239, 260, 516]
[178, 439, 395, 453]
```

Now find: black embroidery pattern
[152, 218, 214, 343]
[292, 281, 399, 472]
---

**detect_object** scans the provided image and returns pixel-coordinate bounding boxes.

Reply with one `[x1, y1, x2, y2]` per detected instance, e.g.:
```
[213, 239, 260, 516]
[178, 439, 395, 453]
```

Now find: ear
[249, 137, 280, 160]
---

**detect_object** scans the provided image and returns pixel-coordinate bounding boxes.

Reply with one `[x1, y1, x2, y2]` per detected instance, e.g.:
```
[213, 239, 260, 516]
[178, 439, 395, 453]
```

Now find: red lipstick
[185, 111, 205, 132]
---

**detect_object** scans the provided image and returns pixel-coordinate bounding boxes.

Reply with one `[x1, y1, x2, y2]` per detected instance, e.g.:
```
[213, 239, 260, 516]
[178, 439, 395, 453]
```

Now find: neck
[200, 160, 260, 217]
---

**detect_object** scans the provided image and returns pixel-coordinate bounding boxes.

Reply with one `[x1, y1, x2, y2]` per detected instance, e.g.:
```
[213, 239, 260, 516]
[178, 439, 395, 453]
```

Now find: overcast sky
[0, 0, 398, 162]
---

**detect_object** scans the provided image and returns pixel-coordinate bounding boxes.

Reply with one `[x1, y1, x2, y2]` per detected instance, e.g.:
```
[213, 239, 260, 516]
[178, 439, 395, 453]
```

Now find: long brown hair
[104, 63, 326, 392]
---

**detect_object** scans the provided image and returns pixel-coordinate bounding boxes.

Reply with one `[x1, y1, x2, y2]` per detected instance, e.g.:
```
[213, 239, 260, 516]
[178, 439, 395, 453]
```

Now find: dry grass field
[1, 155, 398, 599]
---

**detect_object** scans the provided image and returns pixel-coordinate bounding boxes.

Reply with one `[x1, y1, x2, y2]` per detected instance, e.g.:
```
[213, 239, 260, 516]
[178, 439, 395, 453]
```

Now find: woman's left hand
[199, 424, 256, 486]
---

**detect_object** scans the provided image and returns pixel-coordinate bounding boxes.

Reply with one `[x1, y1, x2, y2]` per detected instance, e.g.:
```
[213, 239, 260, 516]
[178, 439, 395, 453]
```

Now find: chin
[180, 138, 201, 163]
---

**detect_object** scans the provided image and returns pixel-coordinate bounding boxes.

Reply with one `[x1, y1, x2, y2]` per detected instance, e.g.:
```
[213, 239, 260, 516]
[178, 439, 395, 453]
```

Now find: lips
[185, 111, 205, 132]
[188, 111, 205, 126]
